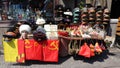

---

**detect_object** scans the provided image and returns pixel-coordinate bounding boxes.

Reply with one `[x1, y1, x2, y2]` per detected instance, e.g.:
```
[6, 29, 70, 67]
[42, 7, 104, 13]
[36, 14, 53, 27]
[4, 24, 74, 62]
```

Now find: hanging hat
[19, 24, 31, 34]
[36, 17, 46, 25]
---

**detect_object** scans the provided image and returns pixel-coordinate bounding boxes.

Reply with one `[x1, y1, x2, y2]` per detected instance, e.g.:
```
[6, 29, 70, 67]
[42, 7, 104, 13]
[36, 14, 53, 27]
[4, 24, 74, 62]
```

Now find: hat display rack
[64, 0, 109, 57]
[54, 0, 110, 29]
[79, 0, 110, 32]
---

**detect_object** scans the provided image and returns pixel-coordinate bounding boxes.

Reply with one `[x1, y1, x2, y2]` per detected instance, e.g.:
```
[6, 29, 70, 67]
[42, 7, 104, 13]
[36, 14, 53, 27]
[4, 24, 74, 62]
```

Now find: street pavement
[0, 47, 120, 68]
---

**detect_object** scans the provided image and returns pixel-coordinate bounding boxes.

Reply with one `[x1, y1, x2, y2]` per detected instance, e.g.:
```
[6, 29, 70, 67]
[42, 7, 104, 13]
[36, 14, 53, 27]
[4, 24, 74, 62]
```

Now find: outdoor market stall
[2, 0, 110, 63]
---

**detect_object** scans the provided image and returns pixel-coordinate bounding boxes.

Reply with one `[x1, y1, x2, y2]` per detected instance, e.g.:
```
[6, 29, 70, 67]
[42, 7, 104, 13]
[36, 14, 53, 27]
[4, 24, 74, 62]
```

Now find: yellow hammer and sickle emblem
[34, 42, 39, 46]
[49, 41, 59, 50]
[34, 41, 46, 47]
[25, 39, 32, 48]
[25, 39, 30, 44]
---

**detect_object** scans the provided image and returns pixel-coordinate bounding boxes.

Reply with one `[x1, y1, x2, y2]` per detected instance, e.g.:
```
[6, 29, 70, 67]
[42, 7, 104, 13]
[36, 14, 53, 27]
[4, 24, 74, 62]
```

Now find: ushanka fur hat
[19, 24, 31, 34]
[33, 26, 47, 41]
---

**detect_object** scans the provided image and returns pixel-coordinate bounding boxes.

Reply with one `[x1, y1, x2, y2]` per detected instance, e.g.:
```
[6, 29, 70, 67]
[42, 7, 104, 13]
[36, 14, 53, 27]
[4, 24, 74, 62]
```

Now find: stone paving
[0, 46, 120, 68]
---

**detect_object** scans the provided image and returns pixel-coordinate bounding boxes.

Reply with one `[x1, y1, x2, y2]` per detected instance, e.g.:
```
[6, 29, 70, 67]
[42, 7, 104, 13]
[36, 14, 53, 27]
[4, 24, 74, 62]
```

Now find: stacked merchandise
[78, 39, 106, 58]
[81, 7, 88, 24]
[55, 5, 64, 24]
[55, 5, 73, 30]
[88, 7, 96, 24]
[58, 0, 110, 57]
[2, 0, 110, 61]
[63, 8, 73, 24]
[73, 7, 80, 23]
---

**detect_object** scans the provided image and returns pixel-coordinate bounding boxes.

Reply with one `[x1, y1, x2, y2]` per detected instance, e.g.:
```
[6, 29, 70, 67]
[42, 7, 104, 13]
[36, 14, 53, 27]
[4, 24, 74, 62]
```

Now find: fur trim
[36, 26, 46, 34]
[19, 24, 31, 34]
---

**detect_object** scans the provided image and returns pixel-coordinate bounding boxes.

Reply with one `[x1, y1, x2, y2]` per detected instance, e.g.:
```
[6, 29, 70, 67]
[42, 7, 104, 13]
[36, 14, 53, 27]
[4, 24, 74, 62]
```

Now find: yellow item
[3, 39, 18, 62]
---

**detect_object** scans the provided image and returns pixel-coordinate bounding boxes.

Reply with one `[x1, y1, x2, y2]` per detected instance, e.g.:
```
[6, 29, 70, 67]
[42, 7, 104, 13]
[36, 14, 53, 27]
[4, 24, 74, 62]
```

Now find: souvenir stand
[2, 0, 110, 63]
[2, 0, 59, 63]
[58, 0, 110, 57]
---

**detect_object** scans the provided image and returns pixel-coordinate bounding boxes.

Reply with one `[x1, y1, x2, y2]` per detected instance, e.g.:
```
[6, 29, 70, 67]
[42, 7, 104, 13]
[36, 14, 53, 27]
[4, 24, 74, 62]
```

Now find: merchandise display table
[3, 39, 59, 63]
[59, 35, 106, 57]
[3, 35, 106, 63]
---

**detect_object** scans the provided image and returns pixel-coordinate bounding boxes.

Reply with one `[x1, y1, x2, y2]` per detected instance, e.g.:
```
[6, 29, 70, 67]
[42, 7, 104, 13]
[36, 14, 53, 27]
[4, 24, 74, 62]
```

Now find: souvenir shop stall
[2, 0, 110, 63]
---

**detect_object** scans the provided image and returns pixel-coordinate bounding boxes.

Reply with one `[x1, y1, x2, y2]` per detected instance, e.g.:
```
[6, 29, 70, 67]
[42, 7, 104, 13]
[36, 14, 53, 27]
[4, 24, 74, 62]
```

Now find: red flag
[24, 39, 43, 61]
[17, 39, 25, 63]
[43, 40, 59, 62]
[18, 39, 59, 62]
[78, 43, 91, 58]
[18, 39, 43, 62]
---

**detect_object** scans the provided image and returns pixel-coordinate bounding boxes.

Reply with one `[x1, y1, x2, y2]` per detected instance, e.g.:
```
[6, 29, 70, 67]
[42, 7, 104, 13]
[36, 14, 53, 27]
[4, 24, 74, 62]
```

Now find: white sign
[44, 24, 58, 40]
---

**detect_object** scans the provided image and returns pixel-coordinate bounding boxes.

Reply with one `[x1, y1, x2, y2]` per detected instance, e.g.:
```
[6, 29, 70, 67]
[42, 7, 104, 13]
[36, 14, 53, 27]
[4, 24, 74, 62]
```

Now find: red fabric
[17, 39, 59, 62]
[89, 44, 95, 57]
[43, 40, 59, 62]
[17, 39, 25, 63]
[24, 39, 43, 60]
[95, 42, 102, 53]
[58, 31, 69, 37]
[78, 43, 91, 58]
